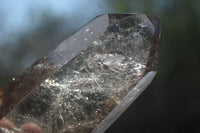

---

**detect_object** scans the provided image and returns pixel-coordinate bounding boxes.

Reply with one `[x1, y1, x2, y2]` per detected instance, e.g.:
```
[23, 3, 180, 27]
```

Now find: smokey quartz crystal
[0, 14, 160, 133]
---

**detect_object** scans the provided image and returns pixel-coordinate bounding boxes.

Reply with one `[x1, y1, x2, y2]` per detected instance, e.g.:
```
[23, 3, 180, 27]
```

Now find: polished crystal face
[0, 14, 160, 133]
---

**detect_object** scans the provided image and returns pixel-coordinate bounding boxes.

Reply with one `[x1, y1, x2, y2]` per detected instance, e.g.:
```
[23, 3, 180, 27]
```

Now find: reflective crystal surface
[0, 14, 160, 133]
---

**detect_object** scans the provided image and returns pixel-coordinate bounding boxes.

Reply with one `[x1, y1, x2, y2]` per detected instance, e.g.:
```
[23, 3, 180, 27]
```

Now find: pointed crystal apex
[0, 14, 160, 133]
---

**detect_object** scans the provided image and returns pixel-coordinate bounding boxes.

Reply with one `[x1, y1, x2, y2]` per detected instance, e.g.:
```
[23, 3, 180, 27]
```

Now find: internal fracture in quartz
[4, 14, 160, 133]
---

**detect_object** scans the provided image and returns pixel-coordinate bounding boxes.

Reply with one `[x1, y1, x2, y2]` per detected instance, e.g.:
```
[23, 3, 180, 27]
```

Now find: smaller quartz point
[0, 14, 160, 133]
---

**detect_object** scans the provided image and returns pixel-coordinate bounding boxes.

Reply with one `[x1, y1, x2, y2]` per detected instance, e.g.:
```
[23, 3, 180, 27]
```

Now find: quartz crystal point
[0, 14, 160, 133]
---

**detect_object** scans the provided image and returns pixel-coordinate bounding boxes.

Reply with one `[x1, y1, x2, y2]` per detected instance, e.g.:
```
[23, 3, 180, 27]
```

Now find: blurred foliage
[0, 0, 200, 132]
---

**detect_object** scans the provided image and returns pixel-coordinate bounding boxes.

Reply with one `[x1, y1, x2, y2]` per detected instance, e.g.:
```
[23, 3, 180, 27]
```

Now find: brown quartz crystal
[0, 14, 160, 133]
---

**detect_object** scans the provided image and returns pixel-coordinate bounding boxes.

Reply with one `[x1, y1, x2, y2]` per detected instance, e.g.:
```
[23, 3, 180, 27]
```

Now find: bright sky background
[0, 0, 111, 45]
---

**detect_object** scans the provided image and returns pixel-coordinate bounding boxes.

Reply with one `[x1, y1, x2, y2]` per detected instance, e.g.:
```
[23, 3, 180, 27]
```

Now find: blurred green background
[0, 0, 200, 132]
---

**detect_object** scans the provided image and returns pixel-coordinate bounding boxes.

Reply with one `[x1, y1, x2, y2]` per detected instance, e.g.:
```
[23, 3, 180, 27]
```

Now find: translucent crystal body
[0, 14, 160, 133]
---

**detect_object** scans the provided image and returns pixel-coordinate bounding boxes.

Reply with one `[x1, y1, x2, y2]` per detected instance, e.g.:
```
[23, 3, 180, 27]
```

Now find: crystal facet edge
[146, 15, 160, 72]
[92, 71, 157, 133]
